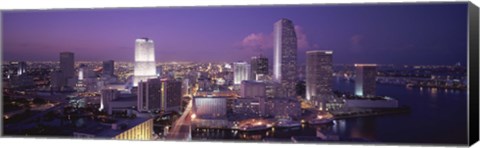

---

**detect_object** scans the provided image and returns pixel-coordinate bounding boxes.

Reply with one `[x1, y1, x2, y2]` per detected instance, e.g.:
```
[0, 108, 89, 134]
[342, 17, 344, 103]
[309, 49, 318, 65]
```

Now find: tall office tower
[240, 80, 266, 98]
[133, 38, 157, 87]
[103, 60, 115, 76]
[306, 50, 333, 109]
[355, 64, 377, 98]
[250, 55, 268, 81]
[137, 78, 182, 112]
[161, 79, 182, 112]
[100, 89, 119, 111]
[273, 18, 297, 97]
[233, 61, 251, 85]
[50, 70, 64, 90]
[60, 52, 75, 79]
[137, 78, 161, 112]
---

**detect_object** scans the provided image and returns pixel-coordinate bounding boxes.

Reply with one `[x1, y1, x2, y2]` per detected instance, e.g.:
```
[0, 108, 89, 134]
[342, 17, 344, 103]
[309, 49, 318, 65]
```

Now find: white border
[0, 0, 473, 10]
[0, 0, 478, 148]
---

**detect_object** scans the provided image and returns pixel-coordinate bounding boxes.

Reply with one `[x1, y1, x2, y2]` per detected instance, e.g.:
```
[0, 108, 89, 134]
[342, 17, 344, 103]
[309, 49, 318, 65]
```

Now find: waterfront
[191, 81, 468, 144]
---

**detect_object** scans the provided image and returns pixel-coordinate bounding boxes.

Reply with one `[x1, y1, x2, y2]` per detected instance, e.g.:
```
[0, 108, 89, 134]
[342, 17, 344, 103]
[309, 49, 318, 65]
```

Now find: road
[165, 99, 193, 140]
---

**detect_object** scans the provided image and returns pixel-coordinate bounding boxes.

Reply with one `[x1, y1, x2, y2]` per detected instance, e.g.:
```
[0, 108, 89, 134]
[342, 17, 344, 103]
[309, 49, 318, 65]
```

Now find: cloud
[237, 25, 312, 53]
[239, 32, 272, 53]
[294, 25, 310, 50]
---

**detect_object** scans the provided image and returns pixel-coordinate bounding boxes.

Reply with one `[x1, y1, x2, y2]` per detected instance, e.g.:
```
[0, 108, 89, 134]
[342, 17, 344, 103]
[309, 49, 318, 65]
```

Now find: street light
[191, 114, 196, 120]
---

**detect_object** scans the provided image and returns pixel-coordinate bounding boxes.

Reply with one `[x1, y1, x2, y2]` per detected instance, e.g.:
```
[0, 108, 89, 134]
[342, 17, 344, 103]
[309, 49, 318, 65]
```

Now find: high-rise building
[103, 60, 115, 76]
[240, 80, 266, 98]
[50, 70, 64, 90]
[137, 78, 161, 112]
[355, 64, 377, 98]
[60, 52, 75, 79]
[50, 52, 74, 90]
[133, 38, 157, 87]
[233, 61, 251, 85]
[161, 79, 182, 112]
[250, 55, 268, 81]
[273, 18, 297, 97]
[137, 78, 182, 112]
[306, 50, 333, 108]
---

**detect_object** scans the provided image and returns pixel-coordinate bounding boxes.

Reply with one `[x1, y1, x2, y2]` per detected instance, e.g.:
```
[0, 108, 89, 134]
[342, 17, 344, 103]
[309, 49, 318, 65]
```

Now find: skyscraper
[137, 78, 161, 112]
[233, 61, 251, 85]
[161, 78, 183, 112]
[134, 38, 157, 87]
[137, 78, 182, 112]
[103, 60, 115, 76]
[250, 55, 268, 81]
[355, 64, 377, 98]
[60, 52, 75, 79]
[273, 18, 297, 97]
[306, 50, 333, 109]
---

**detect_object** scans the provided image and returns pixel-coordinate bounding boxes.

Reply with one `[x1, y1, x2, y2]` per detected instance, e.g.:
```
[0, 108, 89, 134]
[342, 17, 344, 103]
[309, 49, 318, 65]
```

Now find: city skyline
[1, 3, 473, 145]
[3, 3, 468, 65]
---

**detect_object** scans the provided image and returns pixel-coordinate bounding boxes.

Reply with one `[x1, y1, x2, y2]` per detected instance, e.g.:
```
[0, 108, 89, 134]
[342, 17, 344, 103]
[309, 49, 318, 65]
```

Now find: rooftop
[113, 94, 137, 102]
[74, 117, 152, 138]
[306, 50, 333, 54]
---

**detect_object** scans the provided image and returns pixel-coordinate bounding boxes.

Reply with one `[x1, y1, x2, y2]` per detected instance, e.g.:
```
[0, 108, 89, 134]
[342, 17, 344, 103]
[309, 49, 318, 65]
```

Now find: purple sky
[2, 3, 468, 65]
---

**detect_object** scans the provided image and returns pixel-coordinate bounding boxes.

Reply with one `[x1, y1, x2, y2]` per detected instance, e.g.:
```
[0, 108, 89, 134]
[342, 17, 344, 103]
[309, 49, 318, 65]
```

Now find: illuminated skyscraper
[355, 64, 377, 98]
[306, 50, 333, 109]
[250, 55, 268, 81]
[133, 38, 157, 87]
[60, 52, 75, 79]
[103, 60, 115, 76]
[233, 61, 251, 85]
[273, 18, 297, 97]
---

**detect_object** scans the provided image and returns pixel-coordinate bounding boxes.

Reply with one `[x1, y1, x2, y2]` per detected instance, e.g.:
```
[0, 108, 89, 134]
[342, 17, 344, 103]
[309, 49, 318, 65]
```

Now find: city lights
[1, 4, 471, 145]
